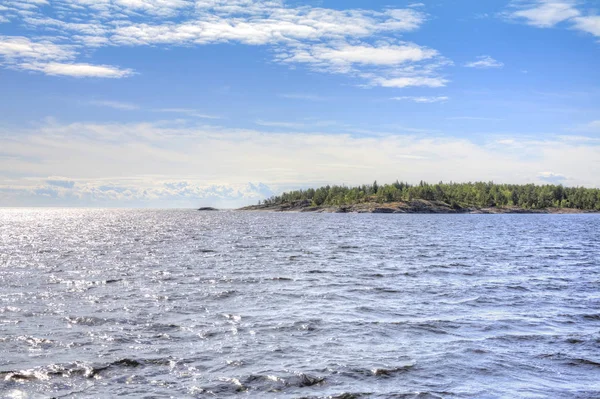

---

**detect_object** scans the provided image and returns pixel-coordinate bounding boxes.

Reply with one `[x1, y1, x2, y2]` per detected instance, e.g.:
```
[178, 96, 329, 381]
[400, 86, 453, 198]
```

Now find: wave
[192, 372, 326, 395]
[538, 353, 600, 367]
[0, 358, 177, 383]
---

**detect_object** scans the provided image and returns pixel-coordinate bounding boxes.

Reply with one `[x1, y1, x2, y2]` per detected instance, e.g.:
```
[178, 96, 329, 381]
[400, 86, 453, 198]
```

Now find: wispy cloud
[154, 108, 220, 119]
[90, 100, 140, 110]
[447, 116, 504, 121]
[569, 120, 600, 132]
[556, 135, 600, 143]
[371, 76, 448, 88]
[586, 120, 600, 131]
[88, 102, 218, 117]
[464, 55, 504, 69]
[279, 93, 328, 101]
[255, 120, 306, 129]
[508, 0, 580, 28]
[391, 96, 449, 103]
[255, 119, 343, 131]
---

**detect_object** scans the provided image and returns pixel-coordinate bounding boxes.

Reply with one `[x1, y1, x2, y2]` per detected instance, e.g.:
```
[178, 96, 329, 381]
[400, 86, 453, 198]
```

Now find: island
[197, 207, 219, 211]
[239, 181, 600, 214]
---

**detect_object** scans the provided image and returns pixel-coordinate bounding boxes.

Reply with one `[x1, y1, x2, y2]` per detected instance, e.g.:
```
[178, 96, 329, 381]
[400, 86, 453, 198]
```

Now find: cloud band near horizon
[1, 119, 598, 207]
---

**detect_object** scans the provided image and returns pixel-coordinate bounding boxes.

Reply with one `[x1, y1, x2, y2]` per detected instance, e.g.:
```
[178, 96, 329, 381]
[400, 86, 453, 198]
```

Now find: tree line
[259, 181, 600, 210]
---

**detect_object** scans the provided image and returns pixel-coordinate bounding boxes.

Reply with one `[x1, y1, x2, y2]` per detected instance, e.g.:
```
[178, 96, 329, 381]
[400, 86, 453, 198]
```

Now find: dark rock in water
[331, 394, 370, 399]
[2, 372, 37, 381]
[112, 358, 142, 367]
[292, 373, 325, 387]
[198, 207, 219, 211]
[372, 207, 395, 214]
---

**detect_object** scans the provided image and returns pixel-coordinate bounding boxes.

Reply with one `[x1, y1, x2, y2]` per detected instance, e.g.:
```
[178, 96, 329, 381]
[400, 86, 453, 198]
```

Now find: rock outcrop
[238, 199, 590, 214]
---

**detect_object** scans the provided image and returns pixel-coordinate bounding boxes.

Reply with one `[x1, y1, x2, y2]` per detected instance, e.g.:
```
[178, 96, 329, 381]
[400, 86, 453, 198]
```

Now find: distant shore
[238, 199, 597, 214]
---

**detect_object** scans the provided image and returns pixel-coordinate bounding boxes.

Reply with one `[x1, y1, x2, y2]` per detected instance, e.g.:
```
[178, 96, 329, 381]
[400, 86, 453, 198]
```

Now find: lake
[1, 209, 599, 398]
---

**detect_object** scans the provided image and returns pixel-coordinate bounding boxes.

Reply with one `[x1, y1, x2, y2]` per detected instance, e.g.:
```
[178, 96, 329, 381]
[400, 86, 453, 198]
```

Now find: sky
[0, 0, 599, 207]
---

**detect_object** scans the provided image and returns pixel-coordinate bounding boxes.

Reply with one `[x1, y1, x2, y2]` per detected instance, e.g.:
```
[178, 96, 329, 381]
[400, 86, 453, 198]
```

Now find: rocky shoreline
[238, 199, 595, 214]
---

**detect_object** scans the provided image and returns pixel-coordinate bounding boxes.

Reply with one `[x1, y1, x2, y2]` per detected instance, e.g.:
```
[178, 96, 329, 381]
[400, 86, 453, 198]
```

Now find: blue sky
[0, 0, 599, 207]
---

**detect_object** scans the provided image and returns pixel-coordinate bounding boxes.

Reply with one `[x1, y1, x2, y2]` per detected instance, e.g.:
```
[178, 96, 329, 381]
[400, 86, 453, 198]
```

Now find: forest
[259, 181, 600, 210]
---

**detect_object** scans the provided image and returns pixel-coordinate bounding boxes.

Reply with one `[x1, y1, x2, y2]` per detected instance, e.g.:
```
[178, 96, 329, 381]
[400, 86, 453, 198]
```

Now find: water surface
[1, 210, 599, 398]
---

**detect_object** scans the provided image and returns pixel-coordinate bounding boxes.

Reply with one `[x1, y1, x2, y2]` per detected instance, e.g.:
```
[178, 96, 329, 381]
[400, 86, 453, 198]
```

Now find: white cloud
[0, 36, 133, 78]
[572, 15, 600, 37]
[23, 62, 135, 78]
[275, 42, 448, 88]
[280, 43, 438, 67]
[1, 120, 599, 207]
[391, 96, 448, 103]
[509, 0, 580, 28]
[505, 1, 600, 39]
[112, 0, 192, 16]
[465, 55, 504, 69]
[21, 0, 193, 18]
[0, 1, 449, 87]
[274, 42, 448, 88]
[108, 8, 425, 46]
[0, 36, 74, 62]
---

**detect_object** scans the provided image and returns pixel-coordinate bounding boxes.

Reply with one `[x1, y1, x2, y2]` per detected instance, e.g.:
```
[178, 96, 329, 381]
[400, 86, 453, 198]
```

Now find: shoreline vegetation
[238, 181, 600, 214]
